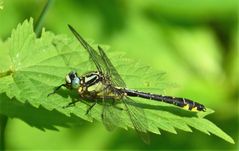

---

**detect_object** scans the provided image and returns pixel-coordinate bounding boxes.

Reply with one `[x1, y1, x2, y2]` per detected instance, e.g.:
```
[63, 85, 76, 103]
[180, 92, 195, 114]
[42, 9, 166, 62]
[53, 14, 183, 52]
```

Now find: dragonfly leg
[47, 84, 66, 97]
[85, 101, 97, 115]
[63, 99, 80, 108]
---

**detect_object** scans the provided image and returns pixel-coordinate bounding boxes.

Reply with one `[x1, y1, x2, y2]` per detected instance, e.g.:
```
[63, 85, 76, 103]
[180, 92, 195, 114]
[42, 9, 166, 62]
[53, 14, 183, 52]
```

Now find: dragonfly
[49, 25, 206, 143]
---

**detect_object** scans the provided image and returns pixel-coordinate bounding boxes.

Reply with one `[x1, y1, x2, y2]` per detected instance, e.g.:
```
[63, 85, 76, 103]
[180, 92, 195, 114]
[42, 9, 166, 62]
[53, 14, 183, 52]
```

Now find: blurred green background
[0, 0, 238, 150]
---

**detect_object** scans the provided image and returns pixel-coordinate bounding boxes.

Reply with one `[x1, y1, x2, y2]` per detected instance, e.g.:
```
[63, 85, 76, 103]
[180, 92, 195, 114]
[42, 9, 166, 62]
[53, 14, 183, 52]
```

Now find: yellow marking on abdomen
[182, 104, 199, 112]
[182, 104, 190, 110]
[191, 107, 198, 111]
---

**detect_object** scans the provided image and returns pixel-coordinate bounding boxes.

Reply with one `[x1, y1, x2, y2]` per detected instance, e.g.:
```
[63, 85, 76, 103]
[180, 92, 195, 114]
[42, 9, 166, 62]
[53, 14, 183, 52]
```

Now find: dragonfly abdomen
[125, 89, 206, 111]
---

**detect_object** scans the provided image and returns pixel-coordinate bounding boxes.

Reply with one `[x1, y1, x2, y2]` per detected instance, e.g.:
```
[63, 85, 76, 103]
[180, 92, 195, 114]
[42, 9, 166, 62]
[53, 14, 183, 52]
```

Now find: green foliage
[0, 0, 3, 10]
[0, 18, 235, 144]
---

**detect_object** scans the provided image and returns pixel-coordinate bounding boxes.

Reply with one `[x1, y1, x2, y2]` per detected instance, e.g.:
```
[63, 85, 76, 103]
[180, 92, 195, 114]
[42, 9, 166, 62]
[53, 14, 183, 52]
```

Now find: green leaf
[0, 18, 234, 144]
[0, 0, 3, 10]
[0, 92, 84, 130]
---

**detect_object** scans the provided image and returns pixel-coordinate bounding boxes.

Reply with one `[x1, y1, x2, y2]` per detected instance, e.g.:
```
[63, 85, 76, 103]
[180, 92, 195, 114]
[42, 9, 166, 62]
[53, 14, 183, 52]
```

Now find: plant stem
[34, 0, 54, 37]
[0, 114, 8, 151]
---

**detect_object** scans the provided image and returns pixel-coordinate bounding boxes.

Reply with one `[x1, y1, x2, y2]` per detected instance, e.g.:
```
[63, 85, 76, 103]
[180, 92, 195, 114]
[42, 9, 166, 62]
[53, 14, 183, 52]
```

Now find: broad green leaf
[0, 39, 11, 71]
[0, 92, 84, 130]
[0, 18, 234, 144]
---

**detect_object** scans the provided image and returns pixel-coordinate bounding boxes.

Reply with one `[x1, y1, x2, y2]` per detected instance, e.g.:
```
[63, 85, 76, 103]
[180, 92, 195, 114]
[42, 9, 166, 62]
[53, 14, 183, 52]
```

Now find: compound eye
[72, 77, 80, 89]
[65, 75, 71, 84]
[69, 72, 76, 80]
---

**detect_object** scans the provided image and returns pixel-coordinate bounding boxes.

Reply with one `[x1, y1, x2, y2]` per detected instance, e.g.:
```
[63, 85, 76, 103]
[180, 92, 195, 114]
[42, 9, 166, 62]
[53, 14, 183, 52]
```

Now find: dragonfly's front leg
[63, 99, 80, 108]
[84, 91, 99, 115]
[85, 101, 97, 115]
[47, 84, 66, 96]
[63, 89, 89, 108]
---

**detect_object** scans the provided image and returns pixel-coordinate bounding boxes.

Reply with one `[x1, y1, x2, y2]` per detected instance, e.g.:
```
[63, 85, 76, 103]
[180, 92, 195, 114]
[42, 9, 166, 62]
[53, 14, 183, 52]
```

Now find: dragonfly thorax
[65, 71, 81, 89]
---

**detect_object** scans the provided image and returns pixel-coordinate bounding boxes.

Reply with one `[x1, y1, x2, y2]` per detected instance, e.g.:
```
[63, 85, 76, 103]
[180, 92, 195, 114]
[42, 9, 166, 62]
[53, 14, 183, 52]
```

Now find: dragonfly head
[65, 71, 80, 89]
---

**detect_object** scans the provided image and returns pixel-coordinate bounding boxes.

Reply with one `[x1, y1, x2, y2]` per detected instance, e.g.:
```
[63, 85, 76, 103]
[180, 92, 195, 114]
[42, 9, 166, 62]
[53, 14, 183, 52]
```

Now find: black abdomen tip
[197, 104, 206, 111]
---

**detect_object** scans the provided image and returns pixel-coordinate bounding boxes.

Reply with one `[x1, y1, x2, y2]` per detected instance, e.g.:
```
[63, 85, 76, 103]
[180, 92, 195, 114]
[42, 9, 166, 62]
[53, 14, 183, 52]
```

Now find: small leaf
[0, 18, 234, 144]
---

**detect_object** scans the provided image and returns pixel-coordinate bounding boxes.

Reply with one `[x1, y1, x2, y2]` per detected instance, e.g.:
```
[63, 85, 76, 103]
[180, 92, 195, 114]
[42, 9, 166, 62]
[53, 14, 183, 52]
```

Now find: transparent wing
[102, 102, 116, 131]
[68, 25, 126, 88]
[123, 96, 150, 144]
[102, 100, 122, 131]
[68, 25, 104, 73]
[98, 46, 126, 87]
[101, 87, 124, 131]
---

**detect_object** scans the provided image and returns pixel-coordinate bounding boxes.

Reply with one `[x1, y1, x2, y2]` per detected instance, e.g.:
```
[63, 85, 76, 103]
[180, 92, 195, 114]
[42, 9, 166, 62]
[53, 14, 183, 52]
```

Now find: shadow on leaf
[0, 93, 84, 131]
